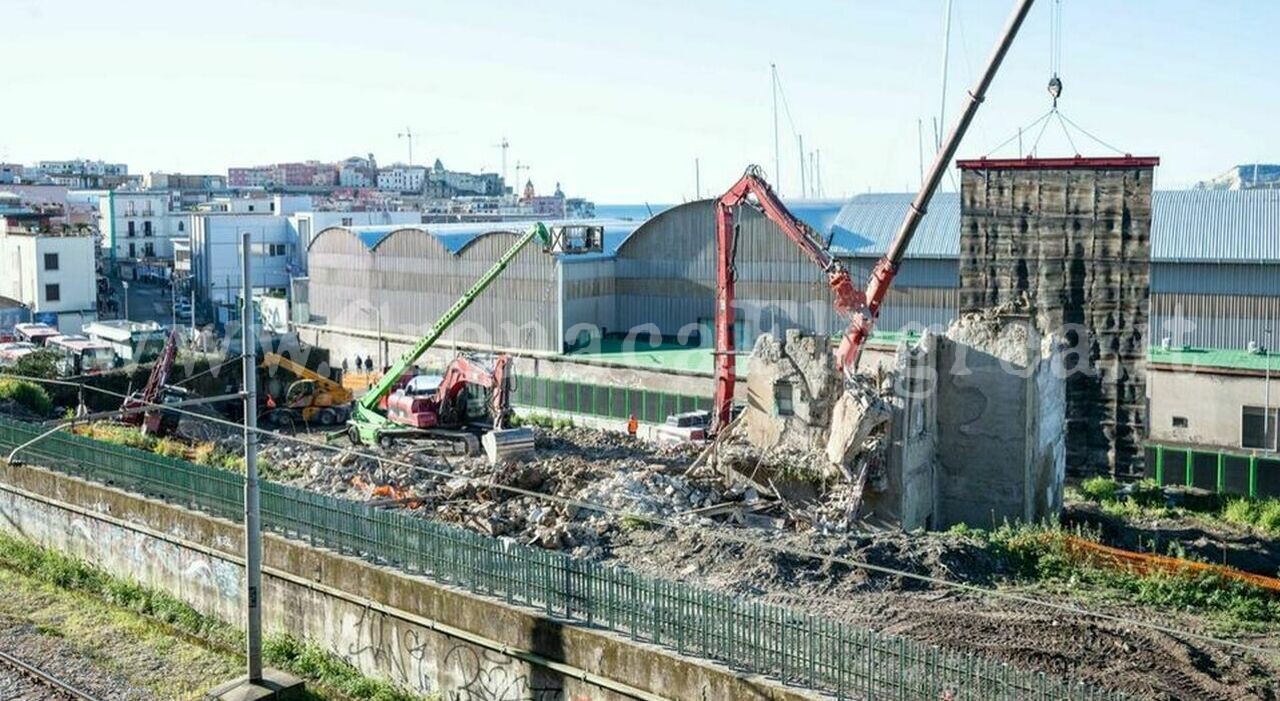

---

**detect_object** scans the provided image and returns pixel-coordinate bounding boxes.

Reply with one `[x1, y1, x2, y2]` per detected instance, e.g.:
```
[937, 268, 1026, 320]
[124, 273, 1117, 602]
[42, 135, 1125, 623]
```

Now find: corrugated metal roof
[339, 218, 641, 258]
[1150, 190, 1280, 263]
[829, 189, 1280, 263]
[829, 193, 961, 258]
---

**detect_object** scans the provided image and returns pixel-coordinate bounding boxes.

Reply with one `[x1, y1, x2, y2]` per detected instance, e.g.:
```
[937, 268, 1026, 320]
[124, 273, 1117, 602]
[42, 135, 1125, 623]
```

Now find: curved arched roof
[613, 198, 849, 257]
[310, 218, 641, 260]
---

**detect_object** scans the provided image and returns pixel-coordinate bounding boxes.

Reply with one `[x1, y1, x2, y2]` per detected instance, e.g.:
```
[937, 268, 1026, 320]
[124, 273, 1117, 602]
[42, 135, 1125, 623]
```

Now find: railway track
[0, 647, 102, 701]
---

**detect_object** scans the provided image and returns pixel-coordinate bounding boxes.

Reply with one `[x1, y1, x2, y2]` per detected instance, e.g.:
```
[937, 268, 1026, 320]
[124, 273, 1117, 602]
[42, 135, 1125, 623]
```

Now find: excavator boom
[710, 0, 1035, 433]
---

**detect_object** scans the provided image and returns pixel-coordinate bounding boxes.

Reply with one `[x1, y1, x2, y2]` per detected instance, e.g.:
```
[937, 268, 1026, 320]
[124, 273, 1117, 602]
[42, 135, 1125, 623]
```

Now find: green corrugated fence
[1146, 442, 1280, 499]
[0, 417, 1128, 701]
[509, 374, 711, 424]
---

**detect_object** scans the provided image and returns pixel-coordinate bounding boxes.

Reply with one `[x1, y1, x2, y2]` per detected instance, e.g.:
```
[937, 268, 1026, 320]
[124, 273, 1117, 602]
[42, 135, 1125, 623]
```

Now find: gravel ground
[0, 567, 241, 701]
[0, 615, 151, 701]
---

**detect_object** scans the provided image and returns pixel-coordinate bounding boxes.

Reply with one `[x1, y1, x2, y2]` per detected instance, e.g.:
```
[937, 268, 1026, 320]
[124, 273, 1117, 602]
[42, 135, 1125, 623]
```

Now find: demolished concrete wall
[861, 334, 938, 531]
[936, 309, 1066, 527]
[958, 158, 1156, 477]
[742, 329, 842, 456]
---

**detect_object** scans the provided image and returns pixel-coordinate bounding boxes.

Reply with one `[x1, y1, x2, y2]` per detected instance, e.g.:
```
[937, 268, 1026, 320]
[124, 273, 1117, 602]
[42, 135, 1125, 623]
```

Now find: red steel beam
[956, 155, 1161, 170]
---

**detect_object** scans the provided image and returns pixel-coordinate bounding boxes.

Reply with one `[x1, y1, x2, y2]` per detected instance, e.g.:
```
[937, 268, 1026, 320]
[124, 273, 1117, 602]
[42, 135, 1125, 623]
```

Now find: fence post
[1217, 451, 1226, 493]
[1250, 454, 1258, 498]
[1154, 444, 1165, 484]
[1185, 448, 1194, 487]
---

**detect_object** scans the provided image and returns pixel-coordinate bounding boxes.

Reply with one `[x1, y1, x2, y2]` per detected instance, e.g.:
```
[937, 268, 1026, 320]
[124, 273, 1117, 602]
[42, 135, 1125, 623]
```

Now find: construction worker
[627, 414, 638, 437]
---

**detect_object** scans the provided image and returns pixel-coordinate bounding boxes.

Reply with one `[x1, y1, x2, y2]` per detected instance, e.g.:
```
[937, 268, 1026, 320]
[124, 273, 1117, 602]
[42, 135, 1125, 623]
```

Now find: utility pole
[208, 235, 302, 700]
[398, 127, 414, 165]
[240, 232, 263, 683]
[1267, 329, 1273, 451]
[816, 149, 822, 197]
[917, 119, 925, 188]
[797, 134, 806, 198]
[695, 158, 701, 200]
[495, 137, 510, 189]
[938, 0, 954, 151]
[771, 63, 781, 196]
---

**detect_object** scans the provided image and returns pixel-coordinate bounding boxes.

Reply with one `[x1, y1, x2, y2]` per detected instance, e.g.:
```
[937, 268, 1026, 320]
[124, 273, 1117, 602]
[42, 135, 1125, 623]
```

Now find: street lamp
[1267, 329, 1273, 452]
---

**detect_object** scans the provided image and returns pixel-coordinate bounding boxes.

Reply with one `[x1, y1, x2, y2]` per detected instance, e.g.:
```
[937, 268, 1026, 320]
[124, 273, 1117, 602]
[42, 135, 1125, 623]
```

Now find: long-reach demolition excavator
[344, 221, 603, 463]
[120, 327, 185, 435]
[709, 0, 1035, 434]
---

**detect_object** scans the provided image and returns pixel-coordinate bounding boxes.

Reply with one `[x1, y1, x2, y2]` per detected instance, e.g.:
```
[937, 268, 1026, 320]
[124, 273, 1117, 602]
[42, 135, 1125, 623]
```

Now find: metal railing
[1146, 442, 1280, 499]
[0, 417, 1127, 701]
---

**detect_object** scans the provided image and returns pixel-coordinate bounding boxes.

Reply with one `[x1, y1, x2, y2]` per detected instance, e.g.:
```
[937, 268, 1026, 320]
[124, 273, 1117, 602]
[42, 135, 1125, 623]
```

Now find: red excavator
[120, 327, 186, 435]
[382, 354, 525, 459]
[709, 0, 1034, 434]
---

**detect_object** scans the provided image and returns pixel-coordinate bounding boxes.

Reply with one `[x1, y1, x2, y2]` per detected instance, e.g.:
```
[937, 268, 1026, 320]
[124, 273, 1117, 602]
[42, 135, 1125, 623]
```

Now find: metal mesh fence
[0, 417, 1128, 701]
[1148, 442, 1280, 498]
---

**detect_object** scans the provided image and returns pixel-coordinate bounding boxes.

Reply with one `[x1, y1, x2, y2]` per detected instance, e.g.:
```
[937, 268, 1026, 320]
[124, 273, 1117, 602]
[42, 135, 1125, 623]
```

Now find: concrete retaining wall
[0, 460, 825, 701]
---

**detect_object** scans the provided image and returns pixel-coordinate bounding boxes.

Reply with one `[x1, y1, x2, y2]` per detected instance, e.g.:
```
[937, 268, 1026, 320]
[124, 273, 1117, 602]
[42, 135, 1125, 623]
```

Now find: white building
[189, 213, 297, 315]
[0, 212, 97, 334]
[376, 165, 426, 192]
[98, 191, 183, 273]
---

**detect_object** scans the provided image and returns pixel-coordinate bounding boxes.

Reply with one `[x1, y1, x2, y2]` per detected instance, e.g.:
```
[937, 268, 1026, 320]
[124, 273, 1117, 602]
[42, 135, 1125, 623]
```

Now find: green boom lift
[344, 221, 602, 458]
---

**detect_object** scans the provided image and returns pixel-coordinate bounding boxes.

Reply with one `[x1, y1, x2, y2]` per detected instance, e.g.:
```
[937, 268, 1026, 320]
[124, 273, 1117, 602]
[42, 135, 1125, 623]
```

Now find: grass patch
[0, 377, 54, 416]
[0, 531, 433, 700]
[1072, 476, 1280, 537]
[1222, 498, 1280, 536]
[964, 523, 1280, 631]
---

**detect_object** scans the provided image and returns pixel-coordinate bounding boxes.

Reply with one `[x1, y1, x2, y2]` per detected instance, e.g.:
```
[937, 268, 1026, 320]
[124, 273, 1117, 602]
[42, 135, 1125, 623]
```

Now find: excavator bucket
[481, 427, 535, 464]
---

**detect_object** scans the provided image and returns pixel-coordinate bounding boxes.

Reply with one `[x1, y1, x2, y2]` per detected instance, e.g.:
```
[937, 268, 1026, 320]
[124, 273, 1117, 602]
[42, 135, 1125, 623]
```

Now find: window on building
[43, 253, 59, 271]
[774, 382, 794, 416]
[248, 204, 255, 212]
[1172, 416, 1188, 428]
[127, 220, 135, 237]
[143, 221, 152, 236]
[341, 217, 353, 227]
[144, 242, 155, 257]
[269, 244, 286, 256]
[45, 284, 60, 302]
[177, 221, 184, 232]
[1242, 406, 1279, 450]
[128, 242, 136, 258]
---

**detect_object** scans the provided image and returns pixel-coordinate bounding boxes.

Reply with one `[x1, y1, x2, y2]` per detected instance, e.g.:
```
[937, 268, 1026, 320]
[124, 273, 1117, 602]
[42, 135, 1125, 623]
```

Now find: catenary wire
[4, 372, 1276, 659]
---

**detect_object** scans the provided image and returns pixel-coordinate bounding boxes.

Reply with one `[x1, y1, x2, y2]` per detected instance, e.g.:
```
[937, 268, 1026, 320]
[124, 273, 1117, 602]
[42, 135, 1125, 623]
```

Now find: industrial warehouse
[2, 2, 1279, 700]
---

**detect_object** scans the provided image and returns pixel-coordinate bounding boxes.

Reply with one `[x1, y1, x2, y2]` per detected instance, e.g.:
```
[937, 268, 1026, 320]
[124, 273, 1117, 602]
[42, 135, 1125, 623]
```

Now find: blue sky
[6, 1, 1276, 202]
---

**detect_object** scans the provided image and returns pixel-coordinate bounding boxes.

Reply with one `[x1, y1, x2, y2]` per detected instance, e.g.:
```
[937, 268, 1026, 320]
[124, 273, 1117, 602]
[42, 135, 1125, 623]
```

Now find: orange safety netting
[1064, 535, 1280, 594]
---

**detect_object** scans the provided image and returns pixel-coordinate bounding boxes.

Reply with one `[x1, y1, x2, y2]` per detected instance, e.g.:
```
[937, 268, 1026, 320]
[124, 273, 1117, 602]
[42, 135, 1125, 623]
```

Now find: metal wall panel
[1151, 292, 1280, 349]
[1151, 262, 1280, 296]
[307, 226, 561, 352]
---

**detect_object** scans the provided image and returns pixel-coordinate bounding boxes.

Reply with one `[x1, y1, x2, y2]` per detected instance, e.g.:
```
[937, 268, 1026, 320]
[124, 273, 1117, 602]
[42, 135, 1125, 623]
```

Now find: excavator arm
[710, 0, 1035, 434]
[262, 352, 350, 401]
[711, 166, 857, 432]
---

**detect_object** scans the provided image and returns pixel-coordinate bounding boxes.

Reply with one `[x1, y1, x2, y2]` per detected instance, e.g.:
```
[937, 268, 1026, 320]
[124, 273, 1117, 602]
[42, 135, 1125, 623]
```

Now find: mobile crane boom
[347, 222, 551, 447]
[710, 0, 1035, 433]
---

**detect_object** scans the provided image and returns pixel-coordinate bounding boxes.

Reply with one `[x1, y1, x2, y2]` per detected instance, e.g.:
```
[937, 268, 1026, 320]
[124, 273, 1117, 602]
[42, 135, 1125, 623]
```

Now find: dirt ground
[256, 426, 1280, 701]
[607, 526, 1279, 701]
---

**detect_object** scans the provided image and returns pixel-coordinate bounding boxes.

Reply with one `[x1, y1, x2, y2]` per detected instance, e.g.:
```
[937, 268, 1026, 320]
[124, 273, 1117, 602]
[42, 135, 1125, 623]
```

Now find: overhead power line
[3, 372, 1276, 661]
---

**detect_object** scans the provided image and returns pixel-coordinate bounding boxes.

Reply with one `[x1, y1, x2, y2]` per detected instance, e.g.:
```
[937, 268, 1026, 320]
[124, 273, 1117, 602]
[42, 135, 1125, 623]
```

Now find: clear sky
[6, 1, 1276, 202]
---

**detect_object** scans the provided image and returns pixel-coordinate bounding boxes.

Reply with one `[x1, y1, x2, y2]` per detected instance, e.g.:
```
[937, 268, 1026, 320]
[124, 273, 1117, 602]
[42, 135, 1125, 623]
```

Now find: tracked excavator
[344, 221, 604, 463]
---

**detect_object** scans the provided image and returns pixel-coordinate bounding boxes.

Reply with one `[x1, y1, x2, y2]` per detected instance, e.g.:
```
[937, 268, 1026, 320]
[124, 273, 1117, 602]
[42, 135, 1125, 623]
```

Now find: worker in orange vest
[627, 414, 638, 437]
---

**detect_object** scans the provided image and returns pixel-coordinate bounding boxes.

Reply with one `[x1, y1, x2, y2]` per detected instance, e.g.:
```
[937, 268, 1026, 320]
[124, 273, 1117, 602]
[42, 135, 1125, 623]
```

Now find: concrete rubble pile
[704, 329, 900, 532]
